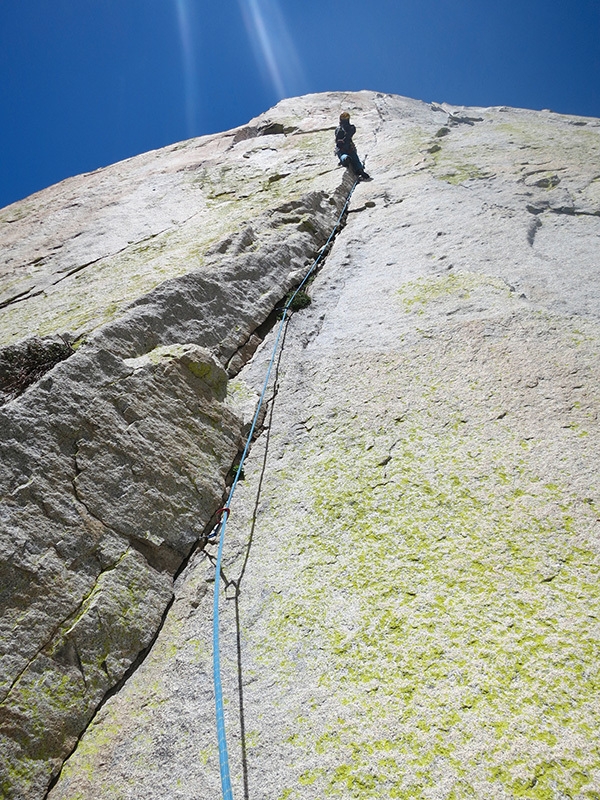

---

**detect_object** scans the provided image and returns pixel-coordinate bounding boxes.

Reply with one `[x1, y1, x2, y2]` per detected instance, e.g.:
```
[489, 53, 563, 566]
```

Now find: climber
[335, 112, 370, 180]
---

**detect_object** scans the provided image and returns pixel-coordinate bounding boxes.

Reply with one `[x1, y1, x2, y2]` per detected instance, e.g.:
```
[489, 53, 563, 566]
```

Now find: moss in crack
[285, 290, 312, 312]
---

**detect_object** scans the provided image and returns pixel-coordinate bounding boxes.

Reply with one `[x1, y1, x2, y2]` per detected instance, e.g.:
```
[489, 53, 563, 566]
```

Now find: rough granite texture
[0, 96, 354, 798]
[2, 91, 600, 799]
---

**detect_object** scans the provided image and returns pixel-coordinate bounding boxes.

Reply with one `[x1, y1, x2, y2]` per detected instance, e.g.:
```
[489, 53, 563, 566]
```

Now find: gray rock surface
[0, 343, 244, 798]
[2, 91, 600, 799]
[0, 97, 354, 798]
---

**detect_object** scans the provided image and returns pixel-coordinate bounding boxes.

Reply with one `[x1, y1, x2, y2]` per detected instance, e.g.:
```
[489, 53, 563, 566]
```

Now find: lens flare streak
[238, 0, 306, 100]
[175, 0, 198, 137]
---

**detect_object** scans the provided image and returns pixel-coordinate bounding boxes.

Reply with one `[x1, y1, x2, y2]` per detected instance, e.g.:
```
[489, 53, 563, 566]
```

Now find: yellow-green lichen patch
[396, 271, 515, 316]
[294, 129, 335, 154]
[56, 717, 125, 788]
[44, 549, 222, 799]
[239, 310, 600, 799]
[494, 119, 600, 176]
[426, 112, 600, 193]
[227, 378, 257, 404]
[436, 163, 493, 185]
[0, 202, 34, 224]
[0, 127, 341, 347]
[382, 126, 436, 173]
[259, 429, 599, 796]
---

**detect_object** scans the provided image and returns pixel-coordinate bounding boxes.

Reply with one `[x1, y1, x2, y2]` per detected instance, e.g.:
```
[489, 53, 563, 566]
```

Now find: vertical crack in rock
[3, 91, 600, 800]
[527, 215, 542, 246]
[223, 194, 355, 378]
[45, 167, 358, 796]
[0, 104, 358, 796]
[71, 442, 105, 528]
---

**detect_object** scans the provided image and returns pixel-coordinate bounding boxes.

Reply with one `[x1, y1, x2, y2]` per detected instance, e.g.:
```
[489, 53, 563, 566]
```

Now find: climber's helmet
[340, 112, 350, 122]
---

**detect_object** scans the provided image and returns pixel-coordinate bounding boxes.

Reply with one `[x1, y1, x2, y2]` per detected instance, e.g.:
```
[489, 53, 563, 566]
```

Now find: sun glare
[175, 0, 198, 137]
[238, 0, 306, 100]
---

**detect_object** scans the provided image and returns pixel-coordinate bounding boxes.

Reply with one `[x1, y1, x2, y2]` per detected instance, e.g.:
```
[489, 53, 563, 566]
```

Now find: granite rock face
[2, 91, 600, 799]
[0, 97, 354, 798]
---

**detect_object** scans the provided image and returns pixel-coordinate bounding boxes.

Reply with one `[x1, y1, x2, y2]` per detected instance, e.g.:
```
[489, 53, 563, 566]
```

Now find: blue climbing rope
[212, 176, 360, 800]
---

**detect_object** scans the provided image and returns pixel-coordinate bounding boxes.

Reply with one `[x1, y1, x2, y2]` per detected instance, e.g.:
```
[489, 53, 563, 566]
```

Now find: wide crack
[41, 175, 360, 800]
[223, 185, 357, 378]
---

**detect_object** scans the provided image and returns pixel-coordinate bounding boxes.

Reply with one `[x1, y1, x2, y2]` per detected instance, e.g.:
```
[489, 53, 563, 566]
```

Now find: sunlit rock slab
[0, 95, 358, 799]
[0, 94, 350, 348]
[49, 93, 600, 800]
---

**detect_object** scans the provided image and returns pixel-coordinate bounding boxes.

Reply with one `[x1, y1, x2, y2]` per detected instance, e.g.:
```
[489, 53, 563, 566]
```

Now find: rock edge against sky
[1, 91, 599, 799]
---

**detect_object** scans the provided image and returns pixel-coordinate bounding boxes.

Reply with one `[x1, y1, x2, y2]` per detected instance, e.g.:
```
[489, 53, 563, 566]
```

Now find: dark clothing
[339, 151, 365, 175]
[335, 122, 357, 156]
[335, 120, 368, 177]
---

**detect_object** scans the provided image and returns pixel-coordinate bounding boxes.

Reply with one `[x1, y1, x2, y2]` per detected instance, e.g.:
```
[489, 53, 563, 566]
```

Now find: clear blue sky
[1, 0, 599, 209]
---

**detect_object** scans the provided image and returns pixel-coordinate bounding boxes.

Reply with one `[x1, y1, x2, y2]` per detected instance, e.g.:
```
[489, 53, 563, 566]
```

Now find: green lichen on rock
[436, 163, 492, 184]
[427, 110, 600, 201]
[0, 120, 344, 348]
[125, 344, 228, 399]
[396, 271, 514, 315]
[240, 307, 600, 799]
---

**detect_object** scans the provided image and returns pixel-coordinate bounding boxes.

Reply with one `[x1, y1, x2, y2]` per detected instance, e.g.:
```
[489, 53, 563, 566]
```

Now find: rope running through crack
[212, 174, 361, 800]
